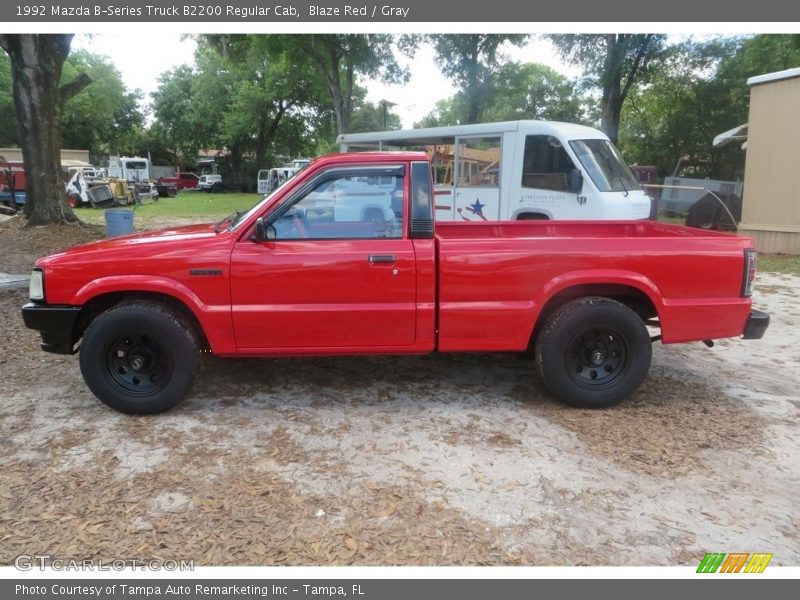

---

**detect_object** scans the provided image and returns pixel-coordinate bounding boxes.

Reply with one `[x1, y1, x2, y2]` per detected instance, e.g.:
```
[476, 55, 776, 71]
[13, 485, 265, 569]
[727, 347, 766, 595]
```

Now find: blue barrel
[104, 208, 134, 237]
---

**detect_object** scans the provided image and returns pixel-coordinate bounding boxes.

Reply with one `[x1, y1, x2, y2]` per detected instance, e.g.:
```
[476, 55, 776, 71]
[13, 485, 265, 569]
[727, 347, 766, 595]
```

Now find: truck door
[453, 135, 501, 221]
[230, 165, 417, 351]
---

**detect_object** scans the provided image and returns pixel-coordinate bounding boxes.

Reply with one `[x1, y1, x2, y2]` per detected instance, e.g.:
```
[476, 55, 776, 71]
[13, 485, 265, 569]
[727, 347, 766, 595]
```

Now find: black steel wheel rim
[566, 327, 628, 390]
[104, 332, 173, 397]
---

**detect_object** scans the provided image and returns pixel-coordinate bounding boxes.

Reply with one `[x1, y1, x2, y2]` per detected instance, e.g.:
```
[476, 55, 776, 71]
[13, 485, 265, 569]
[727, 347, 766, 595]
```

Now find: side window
[456, 137, 501, 187]
[521, 135, 576, 191]
[272, 171, 404, 240]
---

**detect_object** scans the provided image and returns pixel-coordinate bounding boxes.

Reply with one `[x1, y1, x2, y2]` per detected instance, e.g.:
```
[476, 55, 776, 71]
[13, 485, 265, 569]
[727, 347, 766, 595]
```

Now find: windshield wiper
[214, 211, 241, 233]
[617, 177, 629, 197]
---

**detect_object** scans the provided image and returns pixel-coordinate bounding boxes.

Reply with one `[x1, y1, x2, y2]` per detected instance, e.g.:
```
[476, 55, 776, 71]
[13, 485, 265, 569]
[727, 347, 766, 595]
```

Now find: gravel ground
[1, 217, 798, 566]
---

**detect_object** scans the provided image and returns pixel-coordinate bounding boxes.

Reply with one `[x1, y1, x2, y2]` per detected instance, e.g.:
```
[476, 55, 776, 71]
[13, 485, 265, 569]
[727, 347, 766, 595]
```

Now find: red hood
[37, 223, 220, 267]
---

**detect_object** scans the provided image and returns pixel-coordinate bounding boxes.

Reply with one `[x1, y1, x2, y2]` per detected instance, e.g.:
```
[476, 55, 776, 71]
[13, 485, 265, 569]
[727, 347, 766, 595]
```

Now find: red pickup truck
[159, 172, 200, 191]
[22, 152, 768, 414]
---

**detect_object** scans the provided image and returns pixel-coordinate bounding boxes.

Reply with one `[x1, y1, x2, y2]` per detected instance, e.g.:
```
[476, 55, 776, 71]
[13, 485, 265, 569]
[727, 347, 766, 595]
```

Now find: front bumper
[743, 309, 770, 340]
[21, 303, 81, 354]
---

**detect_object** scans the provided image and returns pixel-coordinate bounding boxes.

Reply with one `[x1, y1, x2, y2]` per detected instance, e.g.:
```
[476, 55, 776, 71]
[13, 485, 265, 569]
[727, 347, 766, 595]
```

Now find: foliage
[403, 35, 527, 124]
[0, 53, 19, 147]
[272, 34, 407, 135]
[416, 62, 585, 127]
[549, 34, 666, 143]
[151, 64, 201, 161]
[59, 50, 144, 155]
[0, 48, 143, 155]
[619, 35, 800, 178]
[349, 95, 402, 133]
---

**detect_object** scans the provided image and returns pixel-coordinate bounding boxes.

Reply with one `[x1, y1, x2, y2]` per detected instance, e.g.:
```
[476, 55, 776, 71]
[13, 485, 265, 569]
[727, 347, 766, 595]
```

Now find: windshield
[226, 161, 312, 232]
[569, 139, 641, 193]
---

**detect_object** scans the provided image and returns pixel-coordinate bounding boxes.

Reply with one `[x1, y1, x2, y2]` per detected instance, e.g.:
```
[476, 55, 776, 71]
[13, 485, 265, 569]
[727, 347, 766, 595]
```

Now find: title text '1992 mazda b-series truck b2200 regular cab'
[22, 152, 769, 414]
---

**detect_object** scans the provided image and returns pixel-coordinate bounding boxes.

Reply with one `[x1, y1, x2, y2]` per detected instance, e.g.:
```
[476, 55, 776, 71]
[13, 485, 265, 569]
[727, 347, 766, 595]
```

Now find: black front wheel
[535, 297, 652, 408]
[79, 302, 200, 414]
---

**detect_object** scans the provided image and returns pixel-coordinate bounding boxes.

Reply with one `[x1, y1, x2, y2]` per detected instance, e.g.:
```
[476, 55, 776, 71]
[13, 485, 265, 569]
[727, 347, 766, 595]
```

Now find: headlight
[29, 269, 44, 301]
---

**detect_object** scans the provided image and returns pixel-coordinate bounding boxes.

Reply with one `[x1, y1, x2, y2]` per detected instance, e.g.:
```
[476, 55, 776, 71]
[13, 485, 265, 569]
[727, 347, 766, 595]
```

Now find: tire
[79, 302, 201, 414]
[68, 193, 82, 208]
[535, 297, 651, 408]
[211, 181, 223, 194]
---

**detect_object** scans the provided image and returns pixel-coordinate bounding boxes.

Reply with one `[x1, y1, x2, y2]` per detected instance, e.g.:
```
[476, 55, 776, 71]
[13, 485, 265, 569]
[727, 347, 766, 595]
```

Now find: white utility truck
[337, 120, 651, 221]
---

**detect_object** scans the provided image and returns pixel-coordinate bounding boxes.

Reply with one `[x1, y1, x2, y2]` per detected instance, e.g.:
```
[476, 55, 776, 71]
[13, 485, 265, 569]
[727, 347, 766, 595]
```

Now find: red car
[22, 152, 768, 414]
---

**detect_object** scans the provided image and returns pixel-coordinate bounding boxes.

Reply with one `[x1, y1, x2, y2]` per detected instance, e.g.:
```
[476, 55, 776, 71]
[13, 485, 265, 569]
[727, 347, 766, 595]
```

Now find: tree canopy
[619, 35, 800, 178]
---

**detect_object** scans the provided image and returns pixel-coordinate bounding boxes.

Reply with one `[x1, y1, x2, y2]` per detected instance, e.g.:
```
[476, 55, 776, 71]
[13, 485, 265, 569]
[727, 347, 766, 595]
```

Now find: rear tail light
[742, 248, 757, 297]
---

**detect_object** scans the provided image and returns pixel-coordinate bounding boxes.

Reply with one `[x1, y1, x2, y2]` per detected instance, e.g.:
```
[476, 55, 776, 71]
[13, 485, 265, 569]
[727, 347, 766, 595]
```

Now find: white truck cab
[108, 156, 151, 183]
[337, 120, 651, 221]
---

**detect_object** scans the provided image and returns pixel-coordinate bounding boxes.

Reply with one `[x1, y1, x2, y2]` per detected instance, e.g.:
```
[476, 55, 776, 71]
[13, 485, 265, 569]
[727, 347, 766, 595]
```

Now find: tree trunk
[255, 103, 289, 169]
[305, 37, 353, 135]
[600, 34, 624, 145]
[464, 40, 481, 124]
[0, 34, 89, 225]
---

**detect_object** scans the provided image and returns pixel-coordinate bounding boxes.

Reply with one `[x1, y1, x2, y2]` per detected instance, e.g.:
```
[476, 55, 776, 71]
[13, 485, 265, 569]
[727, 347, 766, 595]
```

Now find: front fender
[72, 275, 235, 353]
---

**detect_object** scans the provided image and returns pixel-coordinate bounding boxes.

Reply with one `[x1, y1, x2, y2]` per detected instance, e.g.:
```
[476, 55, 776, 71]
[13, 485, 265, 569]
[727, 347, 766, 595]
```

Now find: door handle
[368, 254, 396, 265]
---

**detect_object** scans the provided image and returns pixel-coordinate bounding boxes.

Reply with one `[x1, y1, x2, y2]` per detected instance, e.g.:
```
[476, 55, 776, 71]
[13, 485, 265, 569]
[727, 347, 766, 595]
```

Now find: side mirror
[252, 217, 276, 242]
[253, 217, 266, 242]
[567, 169, 583, 194]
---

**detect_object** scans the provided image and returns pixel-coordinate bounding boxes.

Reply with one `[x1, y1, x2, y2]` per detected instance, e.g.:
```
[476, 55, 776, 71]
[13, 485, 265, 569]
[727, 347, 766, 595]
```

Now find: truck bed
[434, 220, 753, 351]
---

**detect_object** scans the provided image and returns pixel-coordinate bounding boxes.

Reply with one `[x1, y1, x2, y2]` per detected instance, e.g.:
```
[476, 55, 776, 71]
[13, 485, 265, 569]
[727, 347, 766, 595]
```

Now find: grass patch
[74, 192, 262, 228]
[757, 254, 800, 275]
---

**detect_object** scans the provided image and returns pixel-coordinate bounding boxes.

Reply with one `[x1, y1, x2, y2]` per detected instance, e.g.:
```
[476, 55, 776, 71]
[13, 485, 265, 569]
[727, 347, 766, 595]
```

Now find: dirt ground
[1, 215, 798, 566]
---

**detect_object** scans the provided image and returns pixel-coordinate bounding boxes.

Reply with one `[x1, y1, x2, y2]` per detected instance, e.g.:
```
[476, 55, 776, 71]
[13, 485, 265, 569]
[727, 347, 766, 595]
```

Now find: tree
[1, 48, 145, 158]
[59, 50, 144, 156]
[282, 34, 407, 135]
[415, 97, 465, 128]
[151, 64, 204, 162]
[416, 62, 586, 127]
[549, 34, 666, 144]
[349, 93, 402, 133]
[210, 35, 326, 171]
[618, 35, 800, 179]
[407, 35, 528, 124]
[0, 34, 90, 225]
[153, 35, 333, 179]
[481, 62, 585, 123]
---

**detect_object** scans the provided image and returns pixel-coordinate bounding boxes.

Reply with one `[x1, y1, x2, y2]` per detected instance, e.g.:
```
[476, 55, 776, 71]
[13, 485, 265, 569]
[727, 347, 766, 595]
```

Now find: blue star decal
[468, 199, 485, 217]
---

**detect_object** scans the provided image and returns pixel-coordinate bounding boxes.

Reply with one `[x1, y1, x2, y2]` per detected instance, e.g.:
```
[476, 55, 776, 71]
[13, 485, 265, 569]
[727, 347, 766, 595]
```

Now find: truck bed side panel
[435, 221, 753, 351]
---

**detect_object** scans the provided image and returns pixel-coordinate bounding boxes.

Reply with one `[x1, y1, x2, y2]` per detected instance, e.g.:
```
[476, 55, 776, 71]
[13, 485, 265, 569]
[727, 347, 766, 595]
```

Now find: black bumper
[21, 303, 81, 354]
[743, 309, 770, 340]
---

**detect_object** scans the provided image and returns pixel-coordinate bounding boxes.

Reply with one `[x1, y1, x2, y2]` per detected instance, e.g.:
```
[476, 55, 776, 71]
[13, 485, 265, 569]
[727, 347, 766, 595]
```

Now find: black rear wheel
[535, 297, 651, 408]
[79, 302, 200, 414]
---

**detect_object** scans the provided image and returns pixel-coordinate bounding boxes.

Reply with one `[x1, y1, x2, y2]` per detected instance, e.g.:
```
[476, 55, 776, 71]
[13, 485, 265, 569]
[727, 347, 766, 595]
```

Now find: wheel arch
[514, 210, 552, 220]
[73, 287, 212, 353]
[530, 273, 662, 349]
